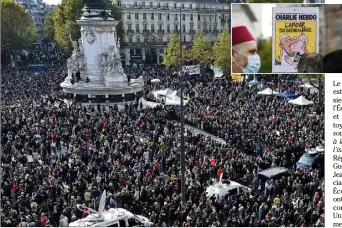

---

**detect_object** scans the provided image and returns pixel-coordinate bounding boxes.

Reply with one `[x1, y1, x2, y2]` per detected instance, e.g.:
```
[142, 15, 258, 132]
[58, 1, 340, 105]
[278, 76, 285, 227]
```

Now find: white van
[206, 176, 251, 200]
[69, 191, 152, 227]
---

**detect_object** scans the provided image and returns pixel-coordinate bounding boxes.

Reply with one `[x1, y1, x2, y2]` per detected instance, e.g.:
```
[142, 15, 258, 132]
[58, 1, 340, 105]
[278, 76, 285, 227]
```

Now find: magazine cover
[272, 7, 319, 73]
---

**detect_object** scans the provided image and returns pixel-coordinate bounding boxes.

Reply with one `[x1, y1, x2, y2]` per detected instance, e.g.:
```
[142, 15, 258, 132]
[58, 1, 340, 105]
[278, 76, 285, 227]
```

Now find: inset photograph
[231, 4, 341, 73]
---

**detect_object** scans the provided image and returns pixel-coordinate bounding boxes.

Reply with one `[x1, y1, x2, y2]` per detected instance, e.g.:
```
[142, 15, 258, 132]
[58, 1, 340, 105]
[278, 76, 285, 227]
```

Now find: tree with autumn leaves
[44, 0, 122, 50]
[163, 28, 231, 73]
[1, 0, 37, 54]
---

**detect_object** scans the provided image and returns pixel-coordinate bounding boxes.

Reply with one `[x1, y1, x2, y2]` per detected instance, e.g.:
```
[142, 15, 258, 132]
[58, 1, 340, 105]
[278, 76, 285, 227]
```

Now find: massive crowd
[1, 44, 324, 227]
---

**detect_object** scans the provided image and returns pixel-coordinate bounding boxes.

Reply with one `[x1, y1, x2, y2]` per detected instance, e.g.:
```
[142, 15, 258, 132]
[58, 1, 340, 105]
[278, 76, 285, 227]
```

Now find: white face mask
[233, 48, 261, 73]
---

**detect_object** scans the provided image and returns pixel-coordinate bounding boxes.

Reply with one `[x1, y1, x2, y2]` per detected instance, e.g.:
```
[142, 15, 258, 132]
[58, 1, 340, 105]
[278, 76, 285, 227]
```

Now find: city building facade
[113, 0, 234, 66]
[14, 0, 56, 42]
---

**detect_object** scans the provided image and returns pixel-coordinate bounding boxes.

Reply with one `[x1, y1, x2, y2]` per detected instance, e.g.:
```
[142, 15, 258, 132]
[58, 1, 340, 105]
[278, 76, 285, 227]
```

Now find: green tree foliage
[52, 0, 122, 50]
[162, 34, 186, 69]
[257, 37, 272, 73]
[191, 30, 213, 66]
[214, 29, 231, 73]
[43, 11, 55, 41]
[1, 0, 37, 53]
[299, 74, 324, 106]
[248, 0, 302, 2]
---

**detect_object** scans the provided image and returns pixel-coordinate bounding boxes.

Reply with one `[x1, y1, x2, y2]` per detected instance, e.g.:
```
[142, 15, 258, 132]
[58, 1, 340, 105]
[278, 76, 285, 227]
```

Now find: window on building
[167, 14, 170, 20]
[175, 24, 178, 31]
[128, 24, 132, 31]
[159, 37, 163, 43]
[215, 15, 217, 21]
[142, 2, 145, 7]
[129, 37, 132, 43]
[183, 36, 186, 42]
[136, 36, 140, 43]
[136, 24, 139, 31]
[165, 3, 168, 8]
[127, 13, 131, 19]
[174, 3, 176, 9]
[167, 24, 170, 32]
[209, 25, 211, 32]
[175, 14, 178, 20]
[157, 2, 160, 8]
[158, 13, 162, 20]
[160, 49, 164, 54]
[198, 24, 201, 29]
[167, 36, 170, 42]
[117, 1, 121, 7]
[159, 24, 162, 31]
[151, 13, 154, 20]
[144, 24, 147, 31]
[182, 14, 185, 20]
[134, 1, 137, 7]
[182, 24, 186, 32]
[150, 2, 152, 7]
[135, 49, 141, 55]
[189, 4, 192, 9]
[143, 13, 146, 19]
[144, 37, 147, 42]
[190, 14, 193, 21]
[190, 25, 193, 31]
[198, 15, 200, 21]
[135, 13, 139, 19]
[151, 24, 155, 32]
[181, 4, 184, 9]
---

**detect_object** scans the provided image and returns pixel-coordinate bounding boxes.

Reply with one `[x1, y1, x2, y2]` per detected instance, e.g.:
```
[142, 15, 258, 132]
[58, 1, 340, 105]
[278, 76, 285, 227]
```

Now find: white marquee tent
[165, 91, 189, 106]
[257, 88, 279, 95]
[165, 95, 189, 106]
[153, 88, 174, 100]
[288, 96, 314, 106]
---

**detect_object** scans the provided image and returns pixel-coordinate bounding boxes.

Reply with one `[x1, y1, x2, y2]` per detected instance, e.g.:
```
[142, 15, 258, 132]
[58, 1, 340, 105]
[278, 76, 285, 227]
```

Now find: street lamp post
[179, 7, 186, 207]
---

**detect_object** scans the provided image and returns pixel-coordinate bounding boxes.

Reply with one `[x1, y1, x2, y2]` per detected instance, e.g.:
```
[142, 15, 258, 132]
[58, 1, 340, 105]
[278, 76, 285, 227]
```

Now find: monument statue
[83, 0, 108, 10]
[67, 35, 80, 74]
[67, 35, 85, 78]
[99, 45, 124, 76]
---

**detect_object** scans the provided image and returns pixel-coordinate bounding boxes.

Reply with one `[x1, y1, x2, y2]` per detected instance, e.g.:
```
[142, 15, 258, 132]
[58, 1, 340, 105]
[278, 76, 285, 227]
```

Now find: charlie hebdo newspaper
[272, 7, 319, 73]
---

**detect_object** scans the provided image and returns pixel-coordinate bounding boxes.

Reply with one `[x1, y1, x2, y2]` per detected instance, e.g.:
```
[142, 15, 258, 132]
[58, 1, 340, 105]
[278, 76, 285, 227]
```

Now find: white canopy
[153, 88, 174, 100]
[151, 79, 161, 83]
[299, 83, 314, 89]
[165, 92, 189, 106]
[165, 97, 189, 106]
[288, 96, 313, 106]
[257, 88, 279, 95]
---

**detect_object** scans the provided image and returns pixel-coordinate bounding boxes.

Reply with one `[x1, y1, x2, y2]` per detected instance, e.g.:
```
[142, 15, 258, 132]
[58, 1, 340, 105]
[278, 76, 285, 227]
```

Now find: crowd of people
[1, 44, 324, 227]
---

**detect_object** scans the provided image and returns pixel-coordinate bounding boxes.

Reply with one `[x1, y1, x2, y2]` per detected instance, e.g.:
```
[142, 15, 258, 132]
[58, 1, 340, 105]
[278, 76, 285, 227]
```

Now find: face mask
[233, 48, 261, 73]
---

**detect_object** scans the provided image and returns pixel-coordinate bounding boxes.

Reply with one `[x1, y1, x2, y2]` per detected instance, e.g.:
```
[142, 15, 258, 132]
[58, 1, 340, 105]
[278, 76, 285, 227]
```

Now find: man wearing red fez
[232, 26, 261, 73]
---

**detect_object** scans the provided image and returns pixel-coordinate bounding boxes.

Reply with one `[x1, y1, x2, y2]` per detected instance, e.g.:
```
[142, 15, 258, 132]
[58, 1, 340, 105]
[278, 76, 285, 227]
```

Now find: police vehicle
[206, 174, 251, 200]
[69, 191, 153, 227]
[296, 146, 324, 170]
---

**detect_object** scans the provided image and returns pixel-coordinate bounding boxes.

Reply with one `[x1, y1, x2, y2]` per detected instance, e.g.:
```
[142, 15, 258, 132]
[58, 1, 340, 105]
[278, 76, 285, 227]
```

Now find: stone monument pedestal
[60, 5, 143, 104]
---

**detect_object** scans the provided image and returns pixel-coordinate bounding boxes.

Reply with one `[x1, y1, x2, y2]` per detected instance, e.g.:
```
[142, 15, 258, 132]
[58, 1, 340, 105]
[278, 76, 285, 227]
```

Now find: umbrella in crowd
[1, 43, 324, 227]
